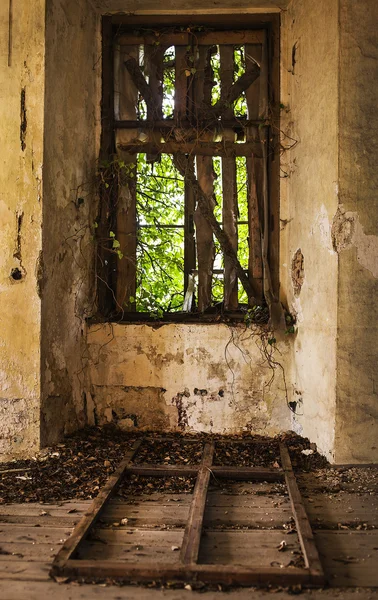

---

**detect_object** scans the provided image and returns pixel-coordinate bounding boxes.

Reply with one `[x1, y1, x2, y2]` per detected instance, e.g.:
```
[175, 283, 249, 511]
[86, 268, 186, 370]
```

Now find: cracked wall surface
[86, 323, 291, 435]
[335, 0, 378, 463]
[280, 0, 339, 461]
[0, 1, 45, 459]
[40, 0, 100, 446]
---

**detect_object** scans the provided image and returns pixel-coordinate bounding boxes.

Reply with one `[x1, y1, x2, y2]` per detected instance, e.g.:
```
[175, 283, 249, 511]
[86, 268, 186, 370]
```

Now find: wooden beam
[117, 140, 263, 157]
[210, 465, 284, 481]
[115, 44, 138, 311]
[245, 43, 263, 302]
[118, 32, 189, 46]
[209, 60, 260, 119]
[97, 16, 116, 316]
[51, 440, 141, 574]
[174, 155, 260, 304]
[180, 442, 214, 564]
[184, 156, 196, 295]
[107, 1, 288, 17]
[145, 44, 165, 162]
[279, 443, 326, 583]
[117, 31, 264, 46]
[175, 45, 188, 124]
[125, 464, 199, 477]
[193, 45, 216, 312]
[115, 118, 268, 130]
[124, 464, 284, 481]
[59, 560, 321, 587]
[220, 45, 238, 310]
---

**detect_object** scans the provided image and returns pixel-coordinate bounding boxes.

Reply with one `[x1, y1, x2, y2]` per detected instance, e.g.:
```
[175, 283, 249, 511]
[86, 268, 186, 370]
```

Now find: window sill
[88, 307, 269, 327]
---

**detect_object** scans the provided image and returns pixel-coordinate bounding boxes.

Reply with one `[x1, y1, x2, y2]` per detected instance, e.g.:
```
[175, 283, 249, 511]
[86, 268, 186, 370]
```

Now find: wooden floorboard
[0, 461, 377, 593]
[315, 531, 378, 587]
[1, 580, 377, 600]
[0, 524, 73, 543]
[199, 530, 301, 567]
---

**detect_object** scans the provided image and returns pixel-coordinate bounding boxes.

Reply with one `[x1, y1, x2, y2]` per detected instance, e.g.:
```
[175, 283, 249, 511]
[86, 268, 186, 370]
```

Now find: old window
[97, 19, 279, 320]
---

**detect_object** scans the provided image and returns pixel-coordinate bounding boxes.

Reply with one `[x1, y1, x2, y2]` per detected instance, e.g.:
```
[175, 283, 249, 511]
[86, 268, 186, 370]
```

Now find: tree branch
[210, 61, 260, 118]
[173, 155, 258, 304]
[124, 55, 156, 116]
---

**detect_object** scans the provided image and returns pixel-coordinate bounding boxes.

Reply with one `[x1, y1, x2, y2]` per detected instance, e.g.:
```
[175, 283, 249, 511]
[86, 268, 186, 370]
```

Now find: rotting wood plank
[0, 524, 74, 544]
[98, 504, 188, 528]
[58, 560, 321, 586]
[180, 442, 214, 564]
[124, 464, 198, 477]
[0, 515, 80, 528]
[2, 582, 376, 600]
[98, 502, 290, 530]
[49, 442, 323, 588]
[193, 45, 216, 312]
[98, 16, 117, 316]
[184, 156, 196, 295]
[115, 117, 267, 130]
[199, 529, 301, 567]
[0, 542, 62, 562]
[220, 44, 238, 310]
[117, 140, 263, 157]
[315, 530, 378, 588]
[174, 45, 187, 124]
[123, 464, 284, 481]
[0, 560, 51, 582]
[279, 444, 325, 583]
[0, 505, 89, 517]
[115, 44, 138, 311]
[117, 31, 264, 47]
[245, 42, 263, 302]
[51, 440, 141, 573]
[145, 43, 165, 162]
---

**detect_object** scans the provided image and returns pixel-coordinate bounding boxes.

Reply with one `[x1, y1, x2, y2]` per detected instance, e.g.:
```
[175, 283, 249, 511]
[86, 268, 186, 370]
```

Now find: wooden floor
[0, 471, 377, 599]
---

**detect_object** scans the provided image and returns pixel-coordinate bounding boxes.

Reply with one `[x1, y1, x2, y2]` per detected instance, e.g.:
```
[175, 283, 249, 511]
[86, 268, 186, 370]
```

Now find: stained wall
[40, 0, 100, 445]
[86, 323, 291, 435]
[335, 0, 378, 463]
[0, 1, 45, 459]
[280, 0, 339, 460]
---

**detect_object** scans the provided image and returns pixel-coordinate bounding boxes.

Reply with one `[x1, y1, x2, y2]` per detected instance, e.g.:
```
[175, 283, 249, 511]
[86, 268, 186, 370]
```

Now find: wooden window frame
[97, 14, 280, 321]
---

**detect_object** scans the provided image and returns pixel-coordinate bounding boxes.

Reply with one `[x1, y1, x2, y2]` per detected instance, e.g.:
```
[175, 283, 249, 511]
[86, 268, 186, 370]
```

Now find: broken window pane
[136, 154, 185, 313]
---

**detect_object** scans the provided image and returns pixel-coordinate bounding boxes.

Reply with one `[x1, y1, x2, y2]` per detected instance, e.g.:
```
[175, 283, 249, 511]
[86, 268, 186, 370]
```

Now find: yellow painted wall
[40, 0, 100, 445]
[0, 0, 45, 459]
[335, 0, 378, 463]
[280, 0, 339, 461]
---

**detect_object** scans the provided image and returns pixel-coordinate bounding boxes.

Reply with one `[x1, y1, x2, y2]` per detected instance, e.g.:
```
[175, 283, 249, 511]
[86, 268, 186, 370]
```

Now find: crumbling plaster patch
[291, 249, 304, 296]
[86, 323, 291, 435]
[332, 204, 378, 279]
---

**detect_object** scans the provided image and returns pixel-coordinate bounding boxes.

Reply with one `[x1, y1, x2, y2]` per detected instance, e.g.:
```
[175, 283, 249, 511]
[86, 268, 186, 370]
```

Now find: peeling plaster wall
[280, 0, 339, 460]
[0, 1, 45, 459]
[335, 0, 378, 463]
[40, 0, 101, 446]
[86, 324, 291, 435]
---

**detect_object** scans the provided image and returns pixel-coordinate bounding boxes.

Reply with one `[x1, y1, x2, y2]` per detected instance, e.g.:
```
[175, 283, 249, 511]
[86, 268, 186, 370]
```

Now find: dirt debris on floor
[116, 474, 196, 497]
[132, 438, 203, 465]
[0, 426, 327, 504]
